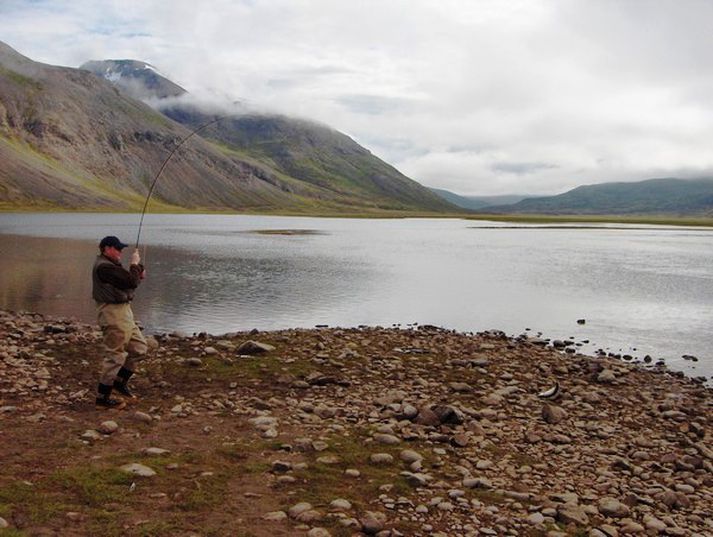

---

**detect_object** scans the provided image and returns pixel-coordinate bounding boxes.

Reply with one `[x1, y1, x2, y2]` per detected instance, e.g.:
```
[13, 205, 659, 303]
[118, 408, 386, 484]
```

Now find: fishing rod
[135, 115, 228, 249]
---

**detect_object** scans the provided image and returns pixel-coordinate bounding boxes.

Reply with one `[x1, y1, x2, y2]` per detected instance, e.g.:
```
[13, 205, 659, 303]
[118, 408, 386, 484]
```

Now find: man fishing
[93, 236, 147, 409]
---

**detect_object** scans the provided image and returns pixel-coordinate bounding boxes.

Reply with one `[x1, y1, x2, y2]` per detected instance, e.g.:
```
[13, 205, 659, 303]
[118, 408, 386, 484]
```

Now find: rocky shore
[0, 309, 711, 537]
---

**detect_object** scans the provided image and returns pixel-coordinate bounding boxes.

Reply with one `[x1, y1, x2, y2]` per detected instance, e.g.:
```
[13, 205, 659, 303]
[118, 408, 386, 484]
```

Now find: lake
[0, 213, 711, 380]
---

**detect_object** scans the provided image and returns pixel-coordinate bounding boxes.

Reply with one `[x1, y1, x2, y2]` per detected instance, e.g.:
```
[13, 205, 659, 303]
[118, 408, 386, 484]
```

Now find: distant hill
[481, 178, 713, 216]
[428, 187, 533, 211]
[0, 42, 455, 213]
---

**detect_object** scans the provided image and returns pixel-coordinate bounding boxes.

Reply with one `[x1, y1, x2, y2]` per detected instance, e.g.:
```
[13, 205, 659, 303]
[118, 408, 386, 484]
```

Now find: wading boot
[96, 383, 126, 410]
[113, 367, 137, 402]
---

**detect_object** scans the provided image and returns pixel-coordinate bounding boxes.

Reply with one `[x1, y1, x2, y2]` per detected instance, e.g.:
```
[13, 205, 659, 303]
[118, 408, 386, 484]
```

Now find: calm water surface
[0, 213, 711, 379]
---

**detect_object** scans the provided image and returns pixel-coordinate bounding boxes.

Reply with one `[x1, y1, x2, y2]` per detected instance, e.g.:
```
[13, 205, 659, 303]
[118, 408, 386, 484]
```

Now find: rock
[312, 441, 329, 451]
[119, 463, 156, 477]
[98, 420, 119, 434]
[329, 499, 352, 511]
[374, 433, 400, 445]
[133, 411, 153, 423]
[307, 529, 331, 537]
[295, 509, 323, 523]
[620, 520, 645, 533]
[431, 404, 464, 425]
[288, 502, 313, 519]
[0, 517, 8, 528]
[557, 506, 590, 526]
[316, 455, 341, 465]
[185, 357, 203, 367]
[271, 461, 292, 473]
[597, 369, 616, 383]
[80, 430, 102, 441]
[449, 382, 472, 392]
[450, 434, 470, 447]
[397, 404, 419, 420]
[344, 469, 360, 478]
[360, 511, 387, 534]
[542, 403, 567, 424]
[370, 453, 394, 464]
[527, 512, 545, 525]
[142, 447, 170, 456]
[237, 340, 275, 354]
[643, 514, 667, 532]
[413, 407, 440, 426]
[400, 471, 430, 487]
[399, 449, 423, 463]
[481, 393, 504, 406]
[262, 511, 287, 521]
[597, 497, 630, 518]
[463, 477, 492, 489]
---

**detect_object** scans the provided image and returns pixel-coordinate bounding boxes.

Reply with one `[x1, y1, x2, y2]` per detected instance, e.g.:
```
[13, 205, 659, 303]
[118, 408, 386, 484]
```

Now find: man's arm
[96, 263, 144, 290]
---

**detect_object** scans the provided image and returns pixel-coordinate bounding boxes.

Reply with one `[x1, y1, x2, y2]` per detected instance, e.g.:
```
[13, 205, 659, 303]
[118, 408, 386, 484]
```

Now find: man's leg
[96, 304, 130, 408]
[113, 310, 148, 399]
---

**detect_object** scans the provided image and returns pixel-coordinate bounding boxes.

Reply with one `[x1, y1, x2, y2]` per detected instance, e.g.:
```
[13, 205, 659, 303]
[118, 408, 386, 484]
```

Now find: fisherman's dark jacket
[92, 254, 143, 304]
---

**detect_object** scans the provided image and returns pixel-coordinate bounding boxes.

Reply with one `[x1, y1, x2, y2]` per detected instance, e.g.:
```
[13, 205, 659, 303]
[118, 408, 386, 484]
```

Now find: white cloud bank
[2, 0, 713, 195]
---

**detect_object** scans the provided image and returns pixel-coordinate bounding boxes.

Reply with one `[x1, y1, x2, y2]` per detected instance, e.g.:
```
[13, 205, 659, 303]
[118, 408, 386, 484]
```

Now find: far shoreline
[1, 206, 713, 227]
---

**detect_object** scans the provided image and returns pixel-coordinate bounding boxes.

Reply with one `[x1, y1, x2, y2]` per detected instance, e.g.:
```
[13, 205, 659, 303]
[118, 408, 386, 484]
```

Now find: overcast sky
[2, 0, 713, 195]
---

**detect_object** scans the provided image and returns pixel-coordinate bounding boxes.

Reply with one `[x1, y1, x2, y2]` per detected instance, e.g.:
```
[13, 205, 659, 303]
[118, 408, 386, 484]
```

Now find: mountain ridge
[0, 42, 455, 213]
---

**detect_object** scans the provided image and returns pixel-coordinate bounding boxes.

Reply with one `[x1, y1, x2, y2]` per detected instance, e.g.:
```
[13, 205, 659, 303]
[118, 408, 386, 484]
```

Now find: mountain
[481, 178, 713, 216]
[428, 187, 533, 211]
[161, 104, 452, 210]
[0, 42, 455, 213]
[80, 59, 186, 100]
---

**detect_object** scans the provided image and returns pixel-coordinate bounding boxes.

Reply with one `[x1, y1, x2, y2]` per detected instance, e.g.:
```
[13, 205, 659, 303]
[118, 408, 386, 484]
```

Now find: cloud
[2, 0, 713, 195]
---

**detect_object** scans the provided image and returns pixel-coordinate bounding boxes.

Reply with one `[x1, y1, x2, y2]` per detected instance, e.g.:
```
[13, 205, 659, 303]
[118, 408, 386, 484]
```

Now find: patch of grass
[51, 467, 134, 507]
[0, 529, 27, 537]
[0, 481, 68, 525]
[285, 431, 414, 509]
[0, 67, 42, 90]
[134, 520, 180, 537]
[174, 471, 230, 512]
[84, 509, 122, 537]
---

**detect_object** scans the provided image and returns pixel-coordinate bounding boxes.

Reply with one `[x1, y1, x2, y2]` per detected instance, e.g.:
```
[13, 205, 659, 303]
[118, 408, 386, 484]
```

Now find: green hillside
[483, 178, 713, 216]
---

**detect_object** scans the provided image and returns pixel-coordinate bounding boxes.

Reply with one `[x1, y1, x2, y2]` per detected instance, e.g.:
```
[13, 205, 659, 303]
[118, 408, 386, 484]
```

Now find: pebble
[370, 453, 394, 464]
[133, 411, 153, 423]
[262, 511, 287, 521]
[80, 430, 102, 441]
[360, 511, 386, 534]
[373, 433, 400, 445]
[142, 447, 170, 456]
[307, 529, 331, 537]
[288, 502, 313, 519]
[597, 497, 630, 518]
[119, 463, 156, 477]
[98, 420, 119, 434]
[399, 449, 423, 463]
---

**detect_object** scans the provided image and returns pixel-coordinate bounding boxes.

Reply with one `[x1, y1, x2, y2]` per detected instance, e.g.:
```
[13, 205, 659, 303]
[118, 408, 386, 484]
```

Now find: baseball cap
[99, 236, 129, 250]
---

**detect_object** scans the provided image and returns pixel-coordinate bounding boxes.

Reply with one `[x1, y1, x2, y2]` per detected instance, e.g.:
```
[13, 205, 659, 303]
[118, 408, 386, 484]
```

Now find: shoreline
[1, 308, 711, 536]
[2, 208, 713, 228]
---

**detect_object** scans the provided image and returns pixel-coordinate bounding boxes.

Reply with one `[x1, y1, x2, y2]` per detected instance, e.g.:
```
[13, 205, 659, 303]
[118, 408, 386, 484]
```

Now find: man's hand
[130, 249, 140, 266]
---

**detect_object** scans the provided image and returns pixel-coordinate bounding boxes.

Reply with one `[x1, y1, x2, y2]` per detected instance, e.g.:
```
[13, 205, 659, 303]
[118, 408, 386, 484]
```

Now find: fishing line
[135, 115, 228, 249]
